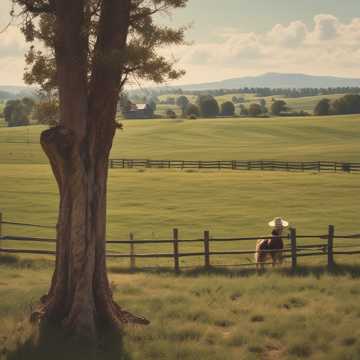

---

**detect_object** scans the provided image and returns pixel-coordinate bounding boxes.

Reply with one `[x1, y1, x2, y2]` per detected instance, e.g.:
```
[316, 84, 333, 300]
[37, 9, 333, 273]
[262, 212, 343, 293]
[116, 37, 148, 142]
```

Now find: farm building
[122, 103, 154, 119]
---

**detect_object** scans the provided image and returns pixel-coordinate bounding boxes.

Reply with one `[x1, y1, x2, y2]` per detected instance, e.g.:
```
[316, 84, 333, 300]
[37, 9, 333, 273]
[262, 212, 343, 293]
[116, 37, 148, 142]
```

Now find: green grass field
[1, 260, 360, 360]
[0, 115, 360, 359]
[0, 115, 359, 260]
[1, 114, 360, 164]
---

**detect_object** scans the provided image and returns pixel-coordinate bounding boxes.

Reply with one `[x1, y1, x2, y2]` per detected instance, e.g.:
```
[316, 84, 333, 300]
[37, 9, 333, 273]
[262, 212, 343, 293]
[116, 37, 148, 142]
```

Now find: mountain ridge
[169, 73, 360, 91]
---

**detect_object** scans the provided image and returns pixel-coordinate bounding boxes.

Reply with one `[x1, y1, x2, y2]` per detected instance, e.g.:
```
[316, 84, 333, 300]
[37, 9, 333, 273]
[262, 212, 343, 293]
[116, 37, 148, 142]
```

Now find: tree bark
[35, 126, 148, 341]
[31, 0, 149, 342]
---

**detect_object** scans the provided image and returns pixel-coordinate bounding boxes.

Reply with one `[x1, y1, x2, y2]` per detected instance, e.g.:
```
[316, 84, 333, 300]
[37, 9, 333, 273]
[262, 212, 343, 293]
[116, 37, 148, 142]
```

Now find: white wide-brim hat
[268, 217, 289, 228]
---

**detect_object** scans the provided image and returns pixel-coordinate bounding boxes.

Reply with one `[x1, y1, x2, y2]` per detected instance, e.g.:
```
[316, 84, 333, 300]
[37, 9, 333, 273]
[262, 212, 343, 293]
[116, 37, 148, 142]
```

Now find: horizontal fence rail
[0, 213, 359, 272]
[109, 159, 360, 173]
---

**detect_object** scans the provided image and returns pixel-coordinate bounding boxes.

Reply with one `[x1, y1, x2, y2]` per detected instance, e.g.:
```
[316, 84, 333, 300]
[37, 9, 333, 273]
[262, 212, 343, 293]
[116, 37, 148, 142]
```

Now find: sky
[1, 0, 360, 86]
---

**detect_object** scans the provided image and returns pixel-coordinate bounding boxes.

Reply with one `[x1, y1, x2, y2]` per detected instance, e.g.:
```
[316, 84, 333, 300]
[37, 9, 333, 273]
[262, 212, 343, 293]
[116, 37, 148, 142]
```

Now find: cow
[255, 228, 284, 272]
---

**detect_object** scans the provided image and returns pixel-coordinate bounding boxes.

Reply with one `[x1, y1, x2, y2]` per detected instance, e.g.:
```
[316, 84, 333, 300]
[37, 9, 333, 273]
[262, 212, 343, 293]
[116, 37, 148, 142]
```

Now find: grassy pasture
[1, 260, 360, 360]
[1, 115, 360, 164]
[0, 115, 360, 359]
[1, 165, 359, 237]
[0, 166, 359, 270]
[0, 115, 359, 264]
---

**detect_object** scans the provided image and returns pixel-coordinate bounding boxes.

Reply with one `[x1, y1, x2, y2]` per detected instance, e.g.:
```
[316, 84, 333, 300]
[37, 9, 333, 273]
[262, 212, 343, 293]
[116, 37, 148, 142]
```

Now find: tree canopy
[176, 95, 189, 116]
[196, 95, 219, 118]
[248, 103, 262, 117]
[314, 98, 331, 116]
[14, 0, 188, 95]
[331, 94, 360, 115]
[185, 103, 199, 117]
[220, 101, 235, 116]
[4, 97, 34, 127]
[271, 100, 288, 116]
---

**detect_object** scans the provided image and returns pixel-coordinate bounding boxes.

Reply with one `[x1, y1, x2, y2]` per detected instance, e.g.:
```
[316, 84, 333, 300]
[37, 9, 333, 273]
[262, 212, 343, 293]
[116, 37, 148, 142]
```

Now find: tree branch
[17, 0, 55, 14]
[88, 0, 131, 113]
[129, 4, 167, 26]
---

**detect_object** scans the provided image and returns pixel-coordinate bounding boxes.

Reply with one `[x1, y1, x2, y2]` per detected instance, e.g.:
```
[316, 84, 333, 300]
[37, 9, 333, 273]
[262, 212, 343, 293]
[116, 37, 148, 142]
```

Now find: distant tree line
[147, 86, 360, 99]
[153, 94, 311, 119]
[3, 93, 359, 126]
[314, 94, 360, 116]
[1, 96, 60, 127]
[165, 95, 271, 119]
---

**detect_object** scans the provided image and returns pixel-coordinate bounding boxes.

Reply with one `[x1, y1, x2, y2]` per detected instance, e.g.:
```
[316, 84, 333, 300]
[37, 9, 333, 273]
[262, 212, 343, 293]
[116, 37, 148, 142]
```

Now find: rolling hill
[167, 73, 360, 91]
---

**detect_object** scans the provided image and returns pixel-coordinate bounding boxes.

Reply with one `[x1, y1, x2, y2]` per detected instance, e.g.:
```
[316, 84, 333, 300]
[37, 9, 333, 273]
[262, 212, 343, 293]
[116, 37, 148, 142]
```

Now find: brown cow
[255, 229, 284, 272]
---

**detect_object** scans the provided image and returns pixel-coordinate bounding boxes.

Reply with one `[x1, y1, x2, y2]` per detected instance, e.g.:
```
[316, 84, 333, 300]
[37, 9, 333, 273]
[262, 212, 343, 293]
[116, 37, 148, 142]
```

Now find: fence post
[290, 228, 297, 270]
[109, 159, 113, 169]
[204, 230, 210, 269]
[328, 225, 334, 269]
[0, 211, 3, 250]
[173, 228, 180, 273]
[129, 233, 136, 270]
[0, 211, 2, 250]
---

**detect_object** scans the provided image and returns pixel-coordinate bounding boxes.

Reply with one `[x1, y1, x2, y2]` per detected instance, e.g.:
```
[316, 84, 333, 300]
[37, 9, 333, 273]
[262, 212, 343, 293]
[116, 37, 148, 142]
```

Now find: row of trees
[11, 93, 355, 126]
[2, 97, 59, 127]
[181, 95, 233, 118]
[149, 86, 360, 99]
[120, 90, 360, 120]
[170, 96, 292, 118]
[314, 94, 360, 116]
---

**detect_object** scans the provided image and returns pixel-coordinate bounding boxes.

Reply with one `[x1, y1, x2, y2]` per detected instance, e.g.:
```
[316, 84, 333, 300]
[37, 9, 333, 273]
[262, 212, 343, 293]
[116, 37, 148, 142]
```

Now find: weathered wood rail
[109, 159, 360, 173]
[1, 212, 359, 272]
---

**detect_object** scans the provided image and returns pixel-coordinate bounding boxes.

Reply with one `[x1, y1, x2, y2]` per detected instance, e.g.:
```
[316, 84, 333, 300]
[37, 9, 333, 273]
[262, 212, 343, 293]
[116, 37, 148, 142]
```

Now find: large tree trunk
[35, 125, 148, 341]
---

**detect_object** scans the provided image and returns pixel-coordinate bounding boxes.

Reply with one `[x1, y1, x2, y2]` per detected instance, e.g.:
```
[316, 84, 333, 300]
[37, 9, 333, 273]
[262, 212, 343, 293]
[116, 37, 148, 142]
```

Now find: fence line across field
[109, 159, 360, 173]
[0, 213, 359, 272]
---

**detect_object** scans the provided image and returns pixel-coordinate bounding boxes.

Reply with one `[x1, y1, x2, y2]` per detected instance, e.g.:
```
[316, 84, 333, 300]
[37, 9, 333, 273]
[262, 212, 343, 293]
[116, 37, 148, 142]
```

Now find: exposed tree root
[30, 298, 150, 329]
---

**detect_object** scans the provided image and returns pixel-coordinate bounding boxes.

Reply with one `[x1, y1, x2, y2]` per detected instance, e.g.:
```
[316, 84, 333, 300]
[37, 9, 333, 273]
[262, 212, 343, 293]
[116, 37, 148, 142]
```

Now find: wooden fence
[1, 213, 359, 272]
[109, 159, 360, 173]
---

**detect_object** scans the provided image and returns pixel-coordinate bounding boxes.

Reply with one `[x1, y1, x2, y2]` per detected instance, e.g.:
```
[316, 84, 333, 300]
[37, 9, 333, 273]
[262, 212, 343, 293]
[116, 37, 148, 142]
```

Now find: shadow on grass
[6, 323, 132, 360]
[109, 263, 360, 279]
[2, 254, 360, 279]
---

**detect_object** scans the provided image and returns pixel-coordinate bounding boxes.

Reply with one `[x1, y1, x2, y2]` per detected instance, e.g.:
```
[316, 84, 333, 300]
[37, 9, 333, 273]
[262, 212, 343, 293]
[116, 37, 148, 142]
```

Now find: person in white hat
[268, 217, 289, 267]
[268, 217, 289, 230]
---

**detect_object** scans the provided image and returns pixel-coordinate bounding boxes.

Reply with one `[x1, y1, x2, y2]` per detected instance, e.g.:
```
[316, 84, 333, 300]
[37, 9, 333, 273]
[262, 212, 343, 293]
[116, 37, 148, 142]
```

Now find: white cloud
[2, 13, 360, 86]
[0, 26, 27, 85]
[313, 14, 339, 41]
[0, 57, 26, 85]
[267, 21, 308, 47]
[169, 14, 360, 84]
[0, 25, 27, 55]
